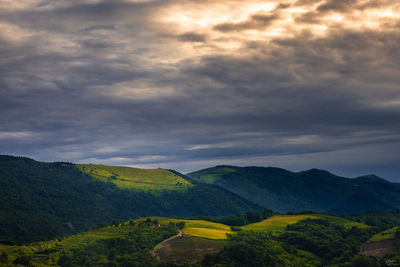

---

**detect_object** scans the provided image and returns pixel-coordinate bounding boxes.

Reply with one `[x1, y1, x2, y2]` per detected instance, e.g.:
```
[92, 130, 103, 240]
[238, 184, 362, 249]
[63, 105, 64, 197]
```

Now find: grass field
[242, 214, 368, 232]
[368, 226, 399, 242]
[77, 164, 192, 192]
[156, 236, 230, 264]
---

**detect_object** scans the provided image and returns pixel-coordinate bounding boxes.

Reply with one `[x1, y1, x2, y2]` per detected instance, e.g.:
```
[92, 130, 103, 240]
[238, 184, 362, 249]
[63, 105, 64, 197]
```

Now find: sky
[1, 0, 400, 181]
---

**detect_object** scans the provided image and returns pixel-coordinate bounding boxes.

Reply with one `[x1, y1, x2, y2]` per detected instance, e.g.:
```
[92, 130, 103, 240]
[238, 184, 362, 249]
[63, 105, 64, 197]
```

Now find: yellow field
[182, 228, 232, 240]
[147, 217, 232, 239]
[77, 164, 192, 192]
[242, 214, 368, 232]
[154, 218, 231, 230]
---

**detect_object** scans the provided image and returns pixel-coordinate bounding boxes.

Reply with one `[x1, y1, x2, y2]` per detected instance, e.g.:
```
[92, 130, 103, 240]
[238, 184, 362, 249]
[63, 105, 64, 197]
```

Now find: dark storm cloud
[1, 0, 400, 180]
[316, 0, 359, 13]
[177, 32, 207, 43]
[214, 13, 280, 32]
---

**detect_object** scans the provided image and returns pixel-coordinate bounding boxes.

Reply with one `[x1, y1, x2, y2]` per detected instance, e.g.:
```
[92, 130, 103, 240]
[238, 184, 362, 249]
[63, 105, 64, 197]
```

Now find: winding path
[151, 229, 183, 260]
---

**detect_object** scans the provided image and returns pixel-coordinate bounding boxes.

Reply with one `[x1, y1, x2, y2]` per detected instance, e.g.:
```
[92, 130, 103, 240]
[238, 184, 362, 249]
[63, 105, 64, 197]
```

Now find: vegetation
[182, 228, 232, 240]
[178, 209, 274, 226]
[201, 231, 316, 267]
[3, 155, 400, 266]
[156, 236, 229, 265]
[368, 227, 399, 242]
[280, 219, 373, 264]
[347, 210, 400, 231]
[0, 155, 261, 244]
[242, 214, 367, 232]
[0, 214, 394, 266]
[0, 219, 181, 266]
[146, 218, 233, 240]
[76, 164, 192, 192]
[187, 166, 400, 214]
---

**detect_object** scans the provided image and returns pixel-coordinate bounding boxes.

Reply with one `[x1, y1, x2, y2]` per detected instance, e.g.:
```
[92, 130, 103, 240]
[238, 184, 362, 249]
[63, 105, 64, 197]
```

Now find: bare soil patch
[361, 238, 396, 259]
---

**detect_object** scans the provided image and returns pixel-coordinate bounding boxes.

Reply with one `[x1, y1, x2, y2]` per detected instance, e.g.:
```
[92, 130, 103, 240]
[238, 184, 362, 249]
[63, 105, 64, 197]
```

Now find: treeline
[199, 219, 377, 266]
[346, 210, 400, 232]
[58, 221, 180, 267]
[1, 220, 182, 267]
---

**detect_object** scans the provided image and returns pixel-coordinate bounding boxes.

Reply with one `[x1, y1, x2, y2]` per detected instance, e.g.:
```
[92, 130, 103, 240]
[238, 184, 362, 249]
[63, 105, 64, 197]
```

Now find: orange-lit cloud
[0, 0, 400, 180]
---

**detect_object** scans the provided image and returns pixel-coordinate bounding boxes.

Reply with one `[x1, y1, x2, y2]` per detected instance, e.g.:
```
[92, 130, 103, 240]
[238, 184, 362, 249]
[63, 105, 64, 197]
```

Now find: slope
[242, 214, 368, 232]
[0, 155, 261, 243]
[187, 166, 400, 214]
[76, 164, 192, 192]
[0, 214, 369, 266]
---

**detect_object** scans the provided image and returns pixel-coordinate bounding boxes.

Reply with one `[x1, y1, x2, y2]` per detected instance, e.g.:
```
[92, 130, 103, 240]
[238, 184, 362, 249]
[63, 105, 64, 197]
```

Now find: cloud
[177, 32, 208, 43]
[0, 132, 33, 139]
[214, 13, 280, 32]
[0, 0, 400, 181]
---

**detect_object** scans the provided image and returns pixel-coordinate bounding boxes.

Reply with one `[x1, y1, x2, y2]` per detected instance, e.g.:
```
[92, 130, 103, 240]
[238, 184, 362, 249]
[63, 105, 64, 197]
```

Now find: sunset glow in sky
[1, 0, 400, 180]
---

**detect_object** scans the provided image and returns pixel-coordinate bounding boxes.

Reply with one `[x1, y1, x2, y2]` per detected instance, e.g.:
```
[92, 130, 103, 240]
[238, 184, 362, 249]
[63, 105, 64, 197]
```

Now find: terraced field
[242, 214, 368, 232]
[77, 164, 192, 192]
[0, 221, 139, 265]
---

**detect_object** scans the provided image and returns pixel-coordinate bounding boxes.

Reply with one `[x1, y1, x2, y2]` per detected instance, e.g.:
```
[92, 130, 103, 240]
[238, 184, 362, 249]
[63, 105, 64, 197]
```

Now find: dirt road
[151, 229, 183, 260]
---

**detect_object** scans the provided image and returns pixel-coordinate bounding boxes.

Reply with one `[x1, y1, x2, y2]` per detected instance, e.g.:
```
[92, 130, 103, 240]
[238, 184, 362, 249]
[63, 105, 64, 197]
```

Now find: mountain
[187, 165, 400, 214]
[0, 156, 261, 243]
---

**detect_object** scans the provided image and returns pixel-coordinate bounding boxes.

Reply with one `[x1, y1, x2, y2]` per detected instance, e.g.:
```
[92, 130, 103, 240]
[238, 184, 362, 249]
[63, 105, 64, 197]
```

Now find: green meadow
[77, 164, 192, 192]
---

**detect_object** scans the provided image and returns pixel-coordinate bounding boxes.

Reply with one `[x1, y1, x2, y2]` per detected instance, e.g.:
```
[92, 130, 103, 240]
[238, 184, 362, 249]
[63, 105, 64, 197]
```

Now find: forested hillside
[0, 156, 261, 243]
[188, 166, 400, 214]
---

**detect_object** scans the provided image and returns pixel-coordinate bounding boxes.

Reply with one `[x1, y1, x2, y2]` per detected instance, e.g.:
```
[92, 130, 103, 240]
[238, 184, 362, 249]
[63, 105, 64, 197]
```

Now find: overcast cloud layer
[1, 0, 400, 180]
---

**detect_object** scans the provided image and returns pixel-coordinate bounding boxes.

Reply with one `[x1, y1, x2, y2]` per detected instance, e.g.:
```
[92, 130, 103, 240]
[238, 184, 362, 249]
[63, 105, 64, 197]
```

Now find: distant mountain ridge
[187, 165, 400, 215]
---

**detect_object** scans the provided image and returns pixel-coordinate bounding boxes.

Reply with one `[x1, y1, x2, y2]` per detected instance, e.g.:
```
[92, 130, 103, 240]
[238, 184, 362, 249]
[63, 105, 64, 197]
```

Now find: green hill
[0, 155, 261, 244]
[76, 164, 192, 192]
[187, 166, 400, 214]
[0, 218, 182, 266]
